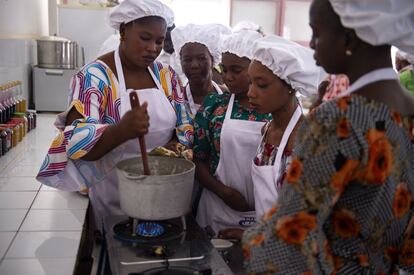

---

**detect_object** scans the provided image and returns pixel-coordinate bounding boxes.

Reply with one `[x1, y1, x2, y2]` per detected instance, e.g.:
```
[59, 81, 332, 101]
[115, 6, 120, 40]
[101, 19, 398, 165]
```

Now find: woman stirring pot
[37, 0, 193, 227]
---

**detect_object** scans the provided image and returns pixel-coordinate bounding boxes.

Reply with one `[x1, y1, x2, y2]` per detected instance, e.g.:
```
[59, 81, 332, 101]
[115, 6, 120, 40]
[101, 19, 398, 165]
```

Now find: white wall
[0, 0, 49, 37]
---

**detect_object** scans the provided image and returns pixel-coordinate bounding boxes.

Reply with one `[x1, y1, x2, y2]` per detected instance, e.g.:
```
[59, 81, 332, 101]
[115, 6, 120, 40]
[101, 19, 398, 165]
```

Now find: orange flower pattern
[393, 183, 412, 219]
[262, 206, 278, 222]
[250, 232, 265, 246]
[242, 95, 414, 274]
[331, 159, 359, 194]
[332, 208, 361, 238]
[336, 117, 351, 138]
[337, 96, 351, 111]
[400, 239, 414, 266]
[275, 212, 317, 245]
[358, 129, 393, 184]
[286, 158, 303, 184]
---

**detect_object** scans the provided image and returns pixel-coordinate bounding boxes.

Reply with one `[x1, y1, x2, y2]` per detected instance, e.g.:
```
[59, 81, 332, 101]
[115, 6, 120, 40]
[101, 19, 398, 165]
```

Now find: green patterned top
[399, 66, 414, 96]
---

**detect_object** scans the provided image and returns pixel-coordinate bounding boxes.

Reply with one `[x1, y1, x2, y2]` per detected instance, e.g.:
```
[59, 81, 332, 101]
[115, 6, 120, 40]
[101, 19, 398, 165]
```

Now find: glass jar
[0, 124, 15, 147]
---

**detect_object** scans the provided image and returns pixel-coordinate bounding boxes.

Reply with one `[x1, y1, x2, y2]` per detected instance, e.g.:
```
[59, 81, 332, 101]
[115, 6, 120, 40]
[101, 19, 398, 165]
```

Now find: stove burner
[129, 266, 212, 275]
[113, 220, 183, 243]
[136, 222, 165, 237]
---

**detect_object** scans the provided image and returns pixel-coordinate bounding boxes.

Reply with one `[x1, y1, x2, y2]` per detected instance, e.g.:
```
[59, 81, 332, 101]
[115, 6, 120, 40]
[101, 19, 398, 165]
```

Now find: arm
[65, 103, 149, 161]
[195, 158, 251, 212]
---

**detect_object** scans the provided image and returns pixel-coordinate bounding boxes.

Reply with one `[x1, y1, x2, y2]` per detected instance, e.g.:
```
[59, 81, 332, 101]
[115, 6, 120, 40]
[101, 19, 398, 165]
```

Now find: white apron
[186, 81, 223, 115]
[89, 48, 177, 227]
[196, 94, 265, 234]
[251, 105, 302, 219]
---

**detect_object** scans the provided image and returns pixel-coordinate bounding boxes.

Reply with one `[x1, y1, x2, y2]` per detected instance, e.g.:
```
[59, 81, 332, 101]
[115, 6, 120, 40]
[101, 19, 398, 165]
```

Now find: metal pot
[116, 156, 195, 220]
[37, 36, 77, 69]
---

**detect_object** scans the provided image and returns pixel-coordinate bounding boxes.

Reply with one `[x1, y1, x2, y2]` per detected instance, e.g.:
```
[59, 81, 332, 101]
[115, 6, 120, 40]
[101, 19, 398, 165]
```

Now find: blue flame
[136, 222, 165, 237]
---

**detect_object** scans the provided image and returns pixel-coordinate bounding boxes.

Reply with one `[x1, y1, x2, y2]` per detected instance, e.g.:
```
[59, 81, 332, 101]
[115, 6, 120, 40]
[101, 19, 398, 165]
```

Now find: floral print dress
[194, 92, 271, 174]
[242, 95, 414, 274]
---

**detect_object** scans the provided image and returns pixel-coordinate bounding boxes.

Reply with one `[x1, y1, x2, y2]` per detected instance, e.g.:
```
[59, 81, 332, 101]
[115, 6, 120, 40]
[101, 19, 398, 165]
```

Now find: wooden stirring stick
[129, 92, 151, 175]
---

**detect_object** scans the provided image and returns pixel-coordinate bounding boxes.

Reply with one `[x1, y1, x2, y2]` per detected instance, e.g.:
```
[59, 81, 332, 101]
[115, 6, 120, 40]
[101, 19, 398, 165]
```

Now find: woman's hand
[218, 228, 244, 241]
[219, 185, 253, 212]
[117, 102, 150, 141]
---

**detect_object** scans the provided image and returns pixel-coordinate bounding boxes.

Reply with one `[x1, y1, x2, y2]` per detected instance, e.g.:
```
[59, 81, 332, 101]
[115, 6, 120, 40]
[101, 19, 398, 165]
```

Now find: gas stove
[98, 215, 235, 275]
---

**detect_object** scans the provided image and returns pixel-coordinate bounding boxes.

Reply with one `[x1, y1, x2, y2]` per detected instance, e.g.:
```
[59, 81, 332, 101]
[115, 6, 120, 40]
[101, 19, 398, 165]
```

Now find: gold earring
[345, 49, 352, 56]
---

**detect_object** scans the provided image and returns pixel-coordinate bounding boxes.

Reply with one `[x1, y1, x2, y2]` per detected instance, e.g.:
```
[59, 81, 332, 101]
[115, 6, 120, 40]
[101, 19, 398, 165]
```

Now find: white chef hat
[329, 0, 414, 54]
[252, 35, 325, 97]
[171, 23, 231, 67]
[109, 0, 174, 30]
[221, 30, 263, 60]
[396, 49, 414, 64]
[232, 21, 264, 35]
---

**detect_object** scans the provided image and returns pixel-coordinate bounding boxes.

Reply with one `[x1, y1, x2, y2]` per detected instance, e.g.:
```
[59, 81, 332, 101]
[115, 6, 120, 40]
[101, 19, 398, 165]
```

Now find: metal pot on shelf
[116, 156, 195, 221]
[36, 36, 77, 69]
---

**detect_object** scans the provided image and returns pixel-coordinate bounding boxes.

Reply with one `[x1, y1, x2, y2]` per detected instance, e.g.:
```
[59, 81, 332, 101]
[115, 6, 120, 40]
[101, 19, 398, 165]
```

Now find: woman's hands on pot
[118, 102, 149, 141]
[219, 185, 252, 212]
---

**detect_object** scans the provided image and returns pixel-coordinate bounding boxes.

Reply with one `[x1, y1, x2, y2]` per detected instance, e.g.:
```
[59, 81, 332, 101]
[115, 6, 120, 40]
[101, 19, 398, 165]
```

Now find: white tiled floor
[0, 113, 89, 275]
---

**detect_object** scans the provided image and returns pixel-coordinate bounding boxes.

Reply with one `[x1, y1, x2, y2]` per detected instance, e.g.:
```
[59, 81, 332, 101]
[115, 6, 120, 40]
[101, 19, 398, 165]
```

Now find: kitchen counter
[0, 113, 89, 275]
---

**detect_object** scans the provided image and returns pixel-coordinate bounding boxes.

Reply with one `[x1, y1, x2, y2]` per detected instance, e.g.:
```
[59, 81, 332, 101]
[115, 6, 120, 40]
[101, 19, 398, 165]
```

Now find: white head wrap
[232, 21, 264, 35]
[221, 30, 263, 60]
[252, 35, 326, 97]
[109, 0, 174, 30]
[329, 0, 414, 54]
[171, 23, 231, 67]
[396, 49, 414, 64]
[97, 34, 120, 57]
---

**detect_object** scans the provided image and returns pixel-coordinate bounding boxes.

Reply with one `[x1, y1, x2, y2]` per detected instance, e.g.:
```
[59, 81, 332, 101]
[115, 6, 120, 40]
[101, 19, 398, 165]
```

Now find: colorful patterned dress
[194, 92, 271, 174]
[243, 95, 414, 274]
[36, 60, 193, 191]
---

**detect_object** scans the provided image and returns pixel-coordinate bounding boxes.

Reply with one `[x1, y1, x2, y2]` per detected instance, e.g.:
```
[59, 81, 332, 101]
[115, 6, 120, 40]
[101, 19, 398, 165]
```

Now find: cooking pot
[116, 156, 195, 220]
[37, 36, 77, 69]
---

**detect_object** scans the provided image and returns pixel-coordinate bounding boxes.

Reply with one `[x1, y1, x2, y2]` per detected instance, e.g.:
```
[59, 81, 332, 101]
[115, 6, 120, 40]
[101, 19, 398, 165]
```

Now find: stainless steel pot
[116, 156, 195, 220]
[37, 36, 77, 69]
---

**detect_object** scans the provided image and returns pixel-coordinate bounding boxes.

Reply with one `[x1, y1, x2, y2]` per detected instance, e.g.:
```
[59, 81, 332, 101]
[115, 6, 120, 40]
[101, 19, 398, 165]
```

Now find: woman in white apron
[243, 1, 414, 274]
[218, 34, 321, 240]
[36, 0, 193, 228]
[194, 30, 271, 236]
[247, 36, 324, 219]
[171, 24, 231, 115]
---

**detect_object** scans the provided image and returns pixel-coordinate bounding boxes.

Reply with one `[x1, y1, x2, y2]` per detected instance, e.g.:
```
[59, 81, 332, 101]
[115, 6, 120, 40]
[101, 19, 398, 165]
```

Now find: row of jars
[0, 80, 27, 124]
[0, 111, 37, 157]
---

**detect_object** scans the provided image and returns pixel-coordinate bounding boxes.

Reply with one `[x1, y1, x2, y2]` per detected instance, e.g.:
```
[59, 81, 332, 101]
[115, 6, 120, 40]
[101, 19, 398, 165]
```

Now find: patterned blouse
[243, 95, 414, 274]
[194, 92, 271, 174]
[37, 60, 193, 190]
[399, 66, 414, 96]
[253, 122, 293, 188]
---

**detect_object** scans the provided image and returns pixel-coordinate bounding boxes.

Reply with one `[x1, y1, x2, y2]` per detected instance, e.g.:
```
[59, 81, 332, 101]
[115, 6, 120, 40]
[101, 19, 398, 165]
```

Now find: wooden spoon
[129, 92, 151, 175]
